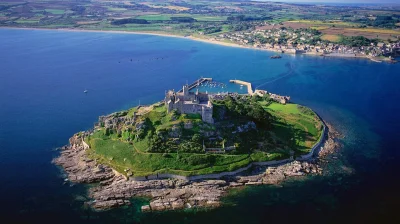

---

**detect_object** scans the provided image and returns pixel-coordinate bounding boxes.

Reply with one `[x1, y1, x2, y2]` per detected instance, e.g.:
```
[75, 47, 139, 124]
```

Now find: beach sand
[0, 27, 372, 60]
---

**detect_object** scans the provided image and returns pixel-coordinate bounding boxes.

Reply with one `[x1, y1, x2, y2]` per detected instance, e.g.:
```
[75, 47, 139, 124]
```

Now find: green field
[136, 14, 172, 21]
[107, 7, 127, 11]
[15, 20, 39, 24]
[262, 102, 323, 154]
[87, 131, 288, 177]
[45, 9, 65, 15]
[87, 131, 262, 177]
[136, 14, 227, 22]
[289, 20, 360, 28]
[192, 15, 227, 22]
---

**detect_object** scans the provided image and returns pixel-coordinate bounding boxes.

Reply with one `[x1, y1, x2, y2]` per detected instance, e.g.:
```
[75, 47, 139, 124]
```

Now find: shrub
[111, 18, 149, 25]
[170, 17, 196, 23]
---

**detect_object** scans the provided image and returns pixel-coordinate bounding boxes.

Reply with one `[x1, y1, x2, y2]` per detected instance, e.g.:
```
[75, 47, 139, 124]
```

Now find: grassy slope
[87, 131, 252, 176]
[87, 102, 323, 176]
[262, 102, 323, 155]
[136, 14, 227, 22]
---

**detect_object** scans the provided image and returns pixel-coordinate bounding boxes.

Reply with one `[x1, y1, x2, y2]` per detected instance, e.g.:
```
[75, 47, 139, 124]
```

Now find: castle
[165, 85, 214, 124]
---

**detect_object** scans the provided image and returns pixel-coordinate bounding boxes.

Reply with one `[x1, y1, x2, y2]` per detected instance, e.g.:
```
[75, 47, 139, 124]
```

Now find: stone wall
[129, 158, 292, 182]
[229, 80, 254, 95]
[128, 113, 327, 182]
[201, 105, 214, 124]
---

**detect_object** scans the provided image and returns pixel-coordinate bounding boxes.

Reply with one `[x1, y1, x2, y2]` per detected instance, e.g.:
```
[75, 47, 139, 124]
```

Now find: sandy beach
[0, 26, 308, 53]
[1, 26, 249, 49]
[1, 27, 385, 62]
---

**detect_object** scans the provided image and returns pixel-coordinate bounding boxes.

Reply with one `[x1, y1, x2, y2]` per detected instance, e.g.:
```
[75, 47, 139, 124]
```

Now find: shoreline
[53, 118, 340, 212]
[1, 26, 395, 62]
[0, 26, 251, 50]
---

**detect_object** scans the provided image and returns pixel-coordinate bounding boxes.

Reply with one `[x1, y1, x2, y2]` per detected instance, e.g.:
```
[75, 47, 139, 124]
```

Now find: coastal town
[1, 0, 400, 63]
[213, 26, 400, 62]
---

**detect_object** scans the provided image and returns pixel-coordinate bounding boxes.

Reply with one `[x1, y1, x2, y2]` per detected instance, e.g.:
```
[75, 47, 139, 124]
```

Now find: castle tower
[183, 85, 189, 96]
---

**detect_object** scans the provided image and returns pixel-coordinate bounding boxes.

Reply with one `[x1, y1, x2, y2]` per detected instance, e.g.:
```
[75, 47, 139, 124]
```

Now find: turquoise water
[0, 28, 399, 223]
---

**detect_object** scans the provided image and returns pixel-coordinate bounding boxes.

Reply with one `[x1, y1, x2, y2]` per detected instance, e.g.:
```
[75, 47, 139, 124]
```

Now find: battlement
[165, 84, 214, 124]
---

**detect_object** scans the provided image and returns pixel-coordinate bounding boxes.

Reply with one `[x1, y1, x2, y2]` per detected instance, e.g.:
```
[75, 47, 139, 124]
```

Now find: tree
[263, 94, 271, 102]
[191, 134, 203, 144]
[111, 18, 149, 25]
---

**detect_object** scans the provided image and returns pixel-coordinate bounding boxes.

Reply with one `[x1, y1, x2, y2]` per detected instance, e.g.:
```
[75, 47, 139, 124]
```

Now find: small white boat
[84, 90, 88, 93]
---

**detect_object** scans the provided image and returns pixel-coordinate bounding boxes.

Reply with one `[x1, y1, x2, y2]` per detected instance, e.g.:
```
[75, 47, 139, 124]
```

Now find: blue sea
[0, 28, 399, 223]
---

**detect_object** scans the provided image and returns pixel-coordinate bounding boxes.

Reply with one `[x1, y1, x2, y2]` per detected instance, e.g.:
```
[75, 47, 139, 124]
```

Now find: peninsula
[54, 78, 340, 212]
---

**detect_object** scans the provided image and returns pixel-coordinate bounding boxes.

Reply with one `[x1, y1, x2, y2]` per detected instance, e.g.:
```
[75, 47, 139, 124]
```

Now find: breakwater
[229, 80, 254, 95]
[177, 77, 212, 93]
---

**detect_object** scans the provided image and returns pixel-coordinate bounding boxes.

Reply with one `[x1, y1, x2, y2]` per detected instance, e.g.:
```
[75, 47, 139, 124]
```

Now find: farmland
[321, 27, 400, 40]
[0, 0, 399, 58]
[321, 34, 342, 42]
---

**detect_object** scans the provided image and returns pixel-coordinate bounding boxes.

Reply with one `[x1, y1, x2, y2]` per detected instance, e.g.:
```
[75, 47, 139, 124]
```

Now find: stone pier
[229, 80, 254, 95]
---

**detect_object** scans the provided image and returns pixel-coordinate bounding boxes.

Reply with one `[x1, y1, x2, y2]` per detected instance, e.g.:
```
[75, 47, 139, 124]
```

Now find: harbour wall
[177, 77, 212, 93]
[229, 80, 254, 95]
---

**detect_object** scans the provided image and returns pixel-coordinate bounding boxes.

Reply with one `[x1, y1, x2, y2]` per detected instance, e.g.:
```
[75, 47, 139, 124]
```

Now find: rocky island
[54, 78, 340, 212]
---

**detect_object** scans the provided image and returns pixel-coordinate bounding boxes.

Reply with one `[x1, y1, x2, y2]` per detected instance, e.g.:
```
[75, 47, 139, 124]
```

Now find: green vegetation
[136, 14, 172, 21]
[1, 0, 397, 45]
[339, 35, 378, 47]
[261, 102, 323, 155]
[15, 20, 39, 24]
[370, 15, 399, 28]
[87, 130, 253, 176]
[45, 9, 65, 15]
[227, 15, 272, 22]
[170, 17, 196, 23]
[85, 95, 323, 177]
[111, 18, 149, 25]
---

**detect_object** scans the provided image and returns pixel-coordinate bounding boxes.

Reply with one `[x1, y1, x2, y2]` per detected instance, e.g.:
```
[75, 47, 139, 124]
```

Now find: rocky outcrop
[54, 142, 323, 212]
[318, 123, 342, 158]
[53, 145, 114, 183]
[87, 174, 228, 211]
[99, 111, 134, 129]
[53, 123, 339, 212]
